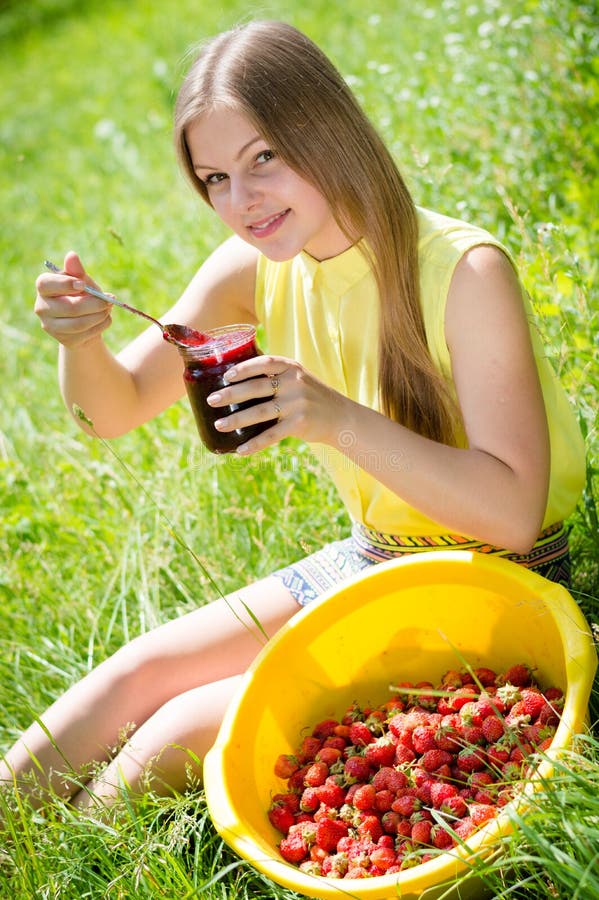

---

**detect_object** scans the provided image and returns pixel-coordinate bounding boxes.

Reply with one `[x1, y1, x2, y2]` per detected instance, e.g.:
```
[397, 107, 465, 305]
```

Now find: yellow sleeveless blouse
[254, 207, 585, 536]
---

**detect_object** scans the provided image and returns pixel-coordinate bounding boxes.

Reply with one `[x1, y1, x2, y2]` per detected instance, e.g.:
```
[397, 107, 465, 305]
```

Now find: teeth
[252, 213, 281, 231]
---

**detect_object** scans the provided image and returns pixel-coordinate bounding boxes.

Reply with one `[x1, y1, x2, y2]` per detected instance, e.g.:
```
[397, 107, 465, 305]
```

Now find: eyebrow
[193, 136, 263, 172]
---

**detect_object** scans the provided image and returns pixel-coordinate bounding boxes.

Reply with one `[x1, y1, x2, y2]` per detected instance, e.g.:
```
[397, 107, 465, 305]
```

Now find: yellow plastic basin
[204, 551, 597, 899]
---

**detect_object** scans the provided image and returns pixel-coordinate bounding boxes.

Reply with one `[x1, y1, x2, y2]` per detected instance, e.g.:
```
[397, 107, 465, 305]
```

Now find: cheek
[209, 193, 232, 222]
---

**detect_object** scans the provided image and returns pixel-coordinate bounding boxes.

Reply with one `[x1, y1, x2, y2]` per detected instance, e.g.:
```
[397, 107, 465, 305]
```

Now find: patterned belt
[352, 521, 568, 570]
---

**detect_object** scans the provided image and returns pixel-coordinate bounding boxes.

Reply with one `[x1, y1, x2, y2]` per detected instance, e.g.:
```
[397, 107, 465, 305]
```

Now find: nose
[229, 176, 260, 212]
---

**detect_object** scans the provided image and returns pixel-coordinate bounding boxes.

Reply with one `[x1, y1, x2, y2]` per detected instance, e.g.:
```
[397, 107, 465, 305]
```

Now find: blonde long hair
[174, 20, 457, 444]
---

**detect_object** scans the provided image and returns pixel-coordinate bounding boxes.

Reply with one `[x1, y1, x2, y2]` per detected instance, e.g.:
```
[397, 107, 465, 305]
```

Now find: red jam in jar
[178, 324, 274, 454]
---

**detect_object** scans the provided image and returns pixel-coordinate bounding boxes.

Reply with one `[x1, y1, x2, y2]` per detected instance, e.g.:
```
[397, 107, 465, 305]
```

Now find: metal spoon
[43, 260, 207, 347]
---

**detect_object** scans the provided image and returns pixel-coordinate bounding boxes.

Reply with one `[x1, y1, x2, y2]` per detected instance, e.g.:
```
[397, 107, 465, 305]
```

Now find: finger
[222, 355, 290, 383]
[206, 374, 276, 408]
[63, 251, 86, 279]
[236, 419, 287, 456]
[214, 397, 282, 432]
[62, 251, 103, 293]
[35, 284, 113, 320]
[38, 307, 112, 334]
[36, 272, 87, 298]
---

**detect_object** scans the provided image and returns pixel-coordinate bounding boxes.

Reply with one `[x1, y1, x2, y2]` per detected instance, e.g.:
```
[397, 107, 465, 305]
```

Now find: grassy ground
[0, 0, 597, 897]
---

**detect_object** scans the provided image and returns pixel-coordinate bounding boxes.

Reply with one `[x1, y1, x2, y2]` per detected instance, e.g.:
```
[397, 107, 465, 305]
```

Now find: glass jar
[178, 324, 274, 454]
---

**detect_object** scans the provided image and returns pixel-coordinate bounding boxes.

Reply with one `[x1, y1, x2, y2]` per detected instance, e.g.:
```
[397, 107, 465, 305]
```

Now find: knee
[96, 633, 169, 710]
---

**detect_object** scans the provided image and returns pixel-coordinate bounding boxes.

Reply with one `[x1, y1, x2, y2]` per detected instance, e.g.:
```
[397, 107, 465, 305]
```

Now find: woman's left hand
[206, 354, 345, 453]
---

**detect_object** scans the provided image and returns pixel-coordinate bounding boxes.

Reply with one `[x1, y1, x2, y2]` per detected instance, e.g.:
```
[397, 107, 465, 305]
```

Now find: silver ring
[270, 376, 280, 396]
[273, 399, 281, 417]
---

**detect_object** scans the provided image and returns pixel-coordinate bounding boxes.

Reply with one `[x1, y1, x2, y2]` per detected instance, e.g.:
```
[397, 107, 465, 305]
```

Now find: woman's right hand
[35, 251, 113, 348]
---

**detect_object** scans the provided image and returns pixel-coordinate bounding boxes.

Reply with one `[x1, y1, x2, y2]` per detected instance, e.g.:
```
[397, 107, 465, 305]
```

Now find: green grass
[0, 0, 597, 897]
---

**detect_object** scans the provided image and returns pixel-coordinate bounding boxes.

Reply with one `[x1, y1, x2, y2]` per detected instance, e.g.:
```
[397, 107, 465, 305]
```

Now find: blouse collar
[297, 240, 372, 296]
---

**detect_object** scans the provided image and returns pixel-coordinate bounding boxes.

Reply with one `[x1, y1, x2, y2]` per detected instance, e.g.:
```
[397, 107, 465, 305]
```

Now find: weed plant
[0, 0, 597, 897]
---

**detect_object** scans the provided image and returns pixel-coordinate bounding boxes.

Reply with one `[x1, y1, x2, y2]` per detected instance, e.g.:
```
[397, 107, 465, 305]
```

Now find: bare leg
[73, 675, 243, 810]
[0, 576, 298, 805]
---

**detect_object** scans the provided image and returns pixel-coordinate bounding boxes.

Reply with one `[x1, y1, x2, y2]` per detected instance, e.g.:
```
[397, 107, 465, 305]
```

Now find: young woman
[1, 20, 584, 808]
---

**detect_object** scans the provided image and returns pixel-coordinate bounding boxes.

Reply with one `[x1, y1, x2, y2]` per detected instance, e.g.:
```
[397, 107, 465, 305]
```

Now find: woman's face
[186, 106, 352, 262]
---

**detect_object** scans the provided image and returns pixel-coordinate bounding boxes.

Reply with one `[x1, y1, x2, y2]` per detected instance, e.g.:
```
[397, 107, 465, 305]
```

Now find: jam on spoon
[43, 260, 207, 348]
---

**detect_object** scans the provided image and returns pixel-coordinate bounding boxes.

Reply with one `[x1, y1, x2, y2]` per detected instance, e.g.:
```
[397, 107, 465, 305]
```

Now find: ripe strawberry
[486, 742, 510, 769]
[299, 786, 321, 813]
[411, 819, 432, 845]
[482, 715, 504, 743]
[381, 810, 401, 834]
[268, 802, 295, 834]
[518, 688, 545, 720]
[421, 748, 453, 772]
[298, 735, 323, 763]
[315, 818, 348, 852]
[279, 829, 309, 863]
[431, 823, 454, 849]
[303, 761, 329, 787]
[352, 783, 377, 811]
[446, 686, 478, 712]
[473, 667, 498, 687]
[333, 724, 352, 740]
[394, 743, 416, 765]
[377, 834, 395, 848]
[364, 735, 396, 767]
[441, 794, 468, 818]
[469, 771, 493, 790]
[459, 724, 485, 746]
[274, 753, 299, 779]
[368, 845, 395, 871]
[456, 746, 486, 773]
[317, 778, 346, 808]
[412, 725, 437, 754]
[470, 803, 498, 827]
[356, 813, 383, 842]
[287, 765, 310, 792]
[396, 817, 413, 838]
[392, 794, 421, 817]
[440, 668, 464, 689]
[538, 700, 561, 727]
[371, 766, 408, 793]
[430, 781, 458, 809]
[502, 663, 534, 687]
[272, 792, 300, 813]
[312, 719, 341, 740]
[375, 789, 395, 812]
[315, 746, 343, 767]
[349, 721, 375, 747]
[387, 713, 407, 738]
[510, 743, 534, 764]
[453, 816, 476, 841]
[343, 755, 371, 783]
[346, 866, 368, 878]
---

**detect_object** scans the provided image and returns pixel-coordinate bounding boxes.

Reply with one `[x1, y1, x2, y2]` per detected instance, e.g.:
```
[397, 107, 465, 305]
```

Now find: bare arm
[35, 236, 259, 437]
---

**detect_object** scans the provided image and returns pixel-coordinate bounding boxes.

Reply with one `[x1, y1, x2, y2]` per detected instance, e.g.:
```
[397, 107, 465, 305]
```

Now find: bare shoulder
[445, 244, 527, 351]
[168, 236, 260, 328]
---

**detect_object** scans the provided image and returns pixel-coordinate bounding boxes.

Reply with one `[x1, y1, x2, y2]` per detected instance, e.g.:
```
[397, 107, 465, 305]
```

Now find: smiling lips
[248, 208, 290, 238]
